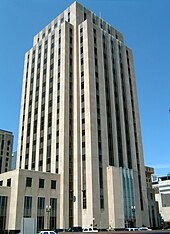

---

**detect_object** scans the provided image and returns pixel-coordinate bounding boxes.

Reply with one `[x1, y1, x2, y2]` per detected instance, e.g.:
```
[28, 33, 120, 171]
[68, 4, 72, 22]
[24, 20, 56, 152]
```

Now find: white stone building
[0, 1, 149, 232]
[152, 175, 170, 227]
[0, 169, 59, 231]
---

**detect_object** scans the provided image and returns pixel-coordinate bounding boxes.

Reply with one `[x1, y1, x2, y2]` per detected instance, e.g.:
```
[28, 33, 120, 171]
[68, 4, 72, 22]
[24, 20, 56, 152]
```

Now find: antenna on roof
[99, 11, 102, 18]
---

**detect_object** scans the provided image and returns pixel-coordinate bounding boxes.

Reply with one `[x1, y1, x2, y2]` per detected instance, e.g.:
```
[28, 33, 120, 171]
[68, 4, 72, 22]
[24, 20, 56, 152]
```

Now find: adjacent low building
[152, 175, 170, 228]
[0, 169, 59, 231]
[145, 166, 161, 228]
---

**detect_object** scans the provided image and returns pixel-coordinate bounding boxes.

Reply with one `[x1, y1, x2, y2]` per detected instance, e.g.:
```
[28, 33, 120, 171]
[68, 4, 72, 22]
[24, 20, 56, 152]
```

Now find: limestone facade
[0, 1, 149, 231]
[0, 169, 59, 231]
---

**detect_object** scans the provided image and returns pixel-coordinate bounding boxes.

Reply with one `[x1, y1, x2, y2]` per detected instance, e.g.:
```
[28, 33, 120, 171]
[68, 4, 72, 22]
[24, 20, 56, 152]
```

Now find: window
[68, 12, 70, 22]
[81, 82, 84, 90]
[24, 196, 32, 217]
[39, 179, 44, 188]
[50, 198, 57, 230]
[37, 197, 45, 231]
[51, 180, 56, 189]
[60, 17, 64, 24]
[84, 13, 87, 20]
[7, 179, 11, 187]
[81, 95, 84, 102]
[0, 181, 3, 186]
[94, 47, 97, 55]
[26, 177, 32, 187]
[0, 196, 8, 229]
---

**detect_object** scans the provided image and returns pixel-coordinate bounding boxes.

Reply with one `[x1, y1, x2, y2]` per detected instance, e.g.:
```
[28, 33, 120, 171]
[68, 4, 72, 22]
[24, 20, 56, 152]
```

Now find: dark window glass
[37, 197, 45, 231]
[23, 196, 32, 217]
[7, 179, 11, 187]
[0, 196, 8, 229]
[51, 180, 56, 189]
[50, 198, 57, 229]
[39, 179, 44, 188]
[26, 177, 32, 187]
[84, 13, 87, 20]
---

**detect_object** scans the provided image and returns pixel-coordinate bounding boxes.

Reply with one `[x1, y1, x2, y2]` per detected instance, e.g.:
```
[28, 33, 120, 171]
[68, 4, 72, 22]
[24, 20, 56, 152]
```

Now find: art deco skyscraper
[17, 1, 149, 228]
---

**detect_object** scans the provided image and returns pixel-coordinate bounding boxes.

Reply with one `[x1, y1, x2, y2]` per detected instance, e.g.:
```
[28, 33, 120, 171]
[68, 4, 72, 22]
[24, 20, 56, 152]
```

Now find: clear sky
[0, 0, 170, 176]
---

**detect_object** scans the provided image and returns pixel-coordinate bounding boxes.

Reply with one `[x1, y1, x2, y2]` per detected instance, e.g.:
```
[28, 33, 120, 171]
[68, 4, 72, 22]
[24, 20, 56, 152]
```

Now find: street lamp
[46, 205, 51, 230]
[93, 218, 95, 229]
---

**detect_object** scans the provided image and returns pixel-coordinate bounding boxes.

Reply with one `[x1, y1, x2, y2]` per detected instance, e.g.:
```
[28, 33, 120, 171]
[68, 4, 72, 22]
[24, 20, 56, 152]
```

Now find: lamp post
[93, 218, 95, 229]
[131, 206, 136, 227]
[46, 205, 51, 230]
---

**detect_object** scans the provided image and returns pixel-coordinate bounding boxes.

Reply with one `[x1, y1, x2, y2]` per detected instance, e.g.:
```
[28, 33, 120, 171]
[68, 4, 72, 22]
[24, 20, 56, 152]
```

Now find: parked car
[55, 228, 67, 233]
[83, 227, 98, 232]
[67, 226, 83, 232]
[138, 227, 152, 231]
[39, 231, 56, 234]
[125, 228, 139, 231]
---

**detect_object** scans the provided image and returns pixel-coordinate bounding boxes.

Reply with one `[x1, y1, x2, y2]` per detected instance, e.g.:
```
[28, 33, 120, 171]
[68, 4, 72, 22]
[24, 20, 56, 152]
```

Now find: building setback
[0, 129, 13, 174]
[0, 1, 149, 231]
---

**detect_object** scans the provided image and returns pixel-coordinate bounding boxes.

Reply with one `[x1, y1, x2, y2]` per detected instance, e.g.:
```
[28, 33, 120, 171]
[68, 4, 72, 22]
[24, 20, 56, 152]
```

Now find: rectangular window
[39, 179, 44, 188]
[26, 177, 32, 187]
[23, 196, 32, 217]
[37, 197, 45, 231]
[60, 17, 64, 24]
[7, 179, 11, 187]
[0, 196, 8, 230]
[50, 198, 57, 230]
[51, 180, 56, 189]
[84, 13, 87, 20]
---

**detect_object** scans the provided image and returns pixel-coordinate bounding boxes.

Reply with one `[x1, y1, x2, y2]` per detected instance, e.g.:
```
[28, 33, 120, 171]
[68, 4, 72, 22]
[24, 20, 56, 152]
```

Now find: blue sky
[0, 0, 170, 176]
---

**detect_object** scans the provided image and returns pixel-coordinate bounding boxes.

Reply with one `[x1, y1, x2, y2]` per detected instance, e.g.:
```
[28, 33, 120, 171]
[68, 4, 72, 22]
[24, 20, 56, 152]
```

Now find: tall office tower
[17, 1, 149, 228]
[0, 129, 13, 173]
